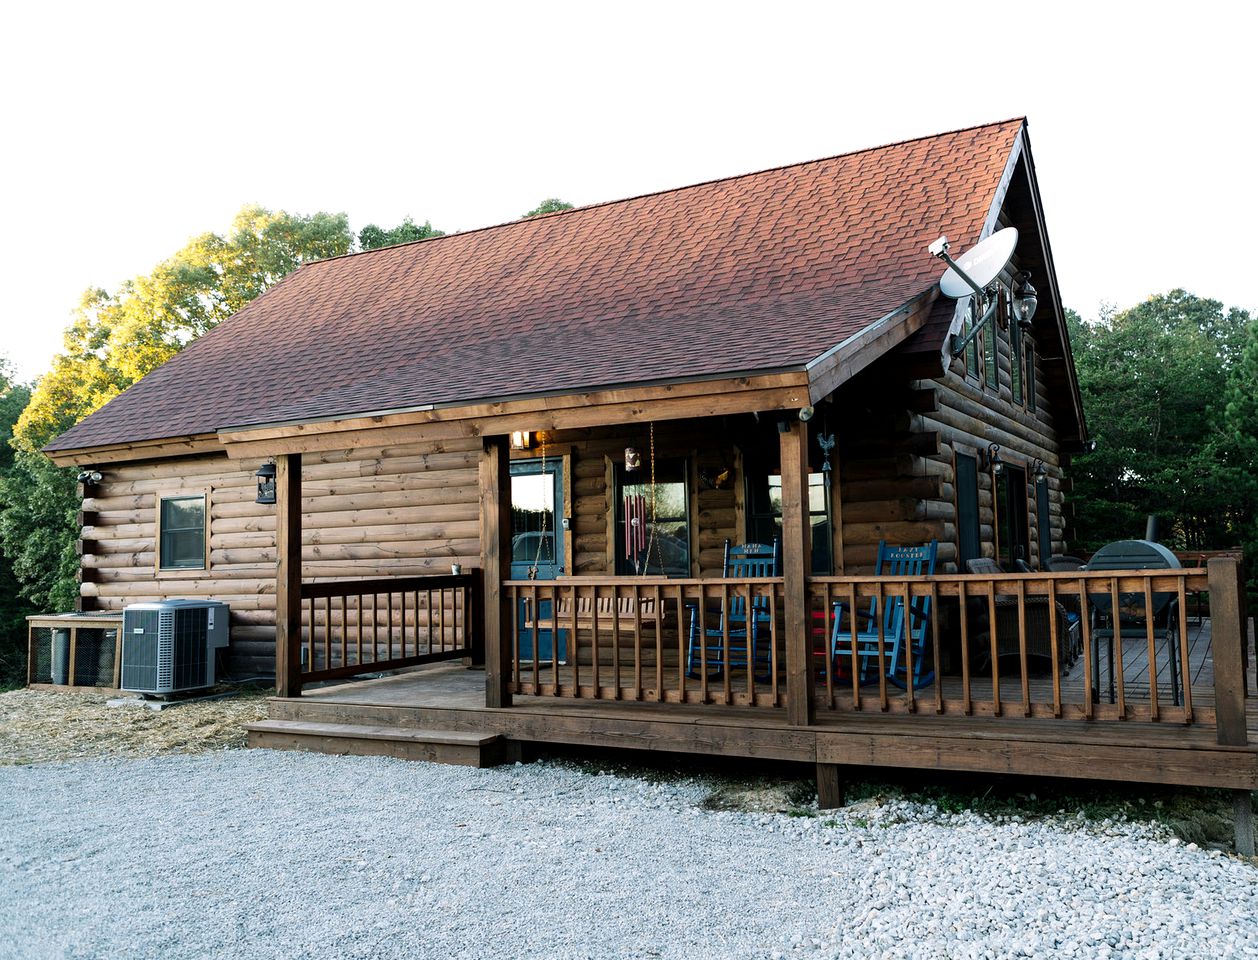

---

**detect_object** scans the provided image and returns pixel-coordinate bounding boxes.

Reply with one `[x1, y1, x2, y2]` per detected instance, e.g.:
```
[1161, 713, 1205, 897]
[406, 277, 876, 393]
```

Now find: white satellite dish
[937, 227, 1018, 298]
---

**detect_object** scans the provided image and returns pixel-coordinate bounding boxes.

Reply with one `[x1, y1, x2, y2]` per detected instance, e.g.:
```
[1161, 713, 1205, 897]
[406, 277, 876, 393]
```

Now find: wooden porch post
[1210, 557, 1247, 747]
[480, 437, 513, 708]
[275, 453, 303, 698]
[780, 419, 814, 726]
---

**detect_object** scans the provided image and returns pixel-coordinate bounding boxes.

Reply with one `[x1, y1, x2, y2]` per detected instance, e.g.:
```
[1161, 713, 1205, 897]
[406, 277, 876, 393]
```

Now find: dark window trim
[156, 491, 209, 574]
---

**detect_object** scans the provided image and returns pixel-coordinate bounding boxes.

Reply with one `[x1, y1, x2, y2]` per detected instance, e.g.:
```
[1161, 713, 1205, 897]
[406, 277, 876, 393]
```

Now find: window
[963, 300, 980, 378]
[614, 459, 690, 576]
[1025, 335, 1037, 412]
[983, 293, 1000, 391]
[955, 453, 981, 568]
[158, 494, 207, 571]
[746, 471, 832, 574]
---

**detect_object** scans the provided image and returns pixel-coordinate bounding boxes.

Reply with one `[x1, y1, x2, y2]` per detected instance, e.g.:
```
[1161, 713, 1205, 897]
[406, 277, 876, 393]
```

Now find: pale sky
[1, 1, 1254, 382]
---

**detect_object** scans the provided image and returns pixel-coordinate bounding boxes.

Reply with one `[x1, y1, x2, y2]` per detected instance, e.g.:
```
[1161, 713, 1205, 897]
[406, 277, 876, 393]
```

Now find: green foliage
[1223, 315, 1258, 600]
[0, 363, 35, 685]
[1066, 291, 1254, 554]
[522, 198, 574, 218]
[0, 207, 358, 677]
[358, 218, 443, 251]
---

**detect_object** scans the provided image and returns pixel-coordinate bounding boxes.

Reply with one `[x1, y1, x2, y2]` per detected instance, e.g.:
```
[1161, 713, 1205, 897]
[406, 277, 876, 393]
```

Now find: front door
[510, 459, 566, 662]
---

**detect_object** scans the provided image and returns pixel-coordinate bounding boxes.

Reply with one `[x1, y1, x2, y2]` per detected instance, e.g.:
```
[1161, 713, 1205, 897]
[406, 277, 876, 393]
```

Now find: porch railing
[504, 577, 786, 707]
[807, 568, 1217, 725]
[298, 573, 480, 684]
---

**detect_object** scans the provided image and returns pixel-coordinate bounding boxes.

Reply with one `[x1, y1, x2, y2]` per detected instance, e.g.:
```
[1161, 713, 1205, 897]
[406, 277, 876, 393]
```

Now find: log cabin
[40, 119, 1256, 844]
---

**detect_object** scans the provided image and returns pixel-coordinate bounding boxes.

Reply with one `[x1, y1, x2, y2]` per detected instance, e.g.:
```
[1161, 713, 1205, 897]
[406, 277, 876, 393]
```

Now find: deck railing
[504, 577, 786, 706]
[499, 562, 1250, 740]
[807, 568, 1216, 725]
[299, 573, 480, 683]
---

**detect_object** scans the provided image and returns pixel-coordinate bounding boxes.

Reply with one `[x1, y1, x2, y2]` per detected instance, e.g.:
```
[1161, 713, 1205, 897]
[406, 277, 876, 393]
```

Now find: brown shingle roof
[47, 119, 1023, 453]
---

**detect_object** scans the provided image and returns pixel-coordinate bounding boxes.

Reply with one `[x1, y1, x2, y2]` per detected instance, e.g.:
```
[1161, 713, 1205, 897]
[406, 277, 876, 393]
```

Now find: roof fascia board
[44, 434, 225, 468]
[806, 288, 939, 403]
[1017, 127, 1088, 445]
[219, 382, 812, 460]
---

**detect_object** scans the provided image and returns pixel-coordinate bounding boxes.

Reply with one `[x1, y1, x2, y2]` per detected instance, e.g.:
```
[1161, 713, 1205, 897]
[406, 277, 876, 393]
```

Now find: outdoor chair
[1085, 540, 1182, 705]
[686, 539, 779, 680]
[965, 557, 1079, 674]
[829, 540, 938, 689]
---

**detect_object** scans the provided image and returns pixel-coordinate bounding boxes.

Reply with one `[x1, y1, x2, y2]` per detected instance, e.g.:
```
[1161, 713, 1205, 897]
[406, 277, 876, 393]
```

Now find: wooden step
[245, 719, 511, 767]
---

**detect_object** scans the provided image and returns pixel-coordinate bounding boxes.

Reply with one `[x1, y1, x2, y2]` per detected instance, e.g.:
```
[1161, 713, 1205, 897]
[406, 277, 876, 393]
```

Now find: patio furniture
[965, 558, 1079, 674]
[685, 539, 779, 680]
[1085, 539, 1182, 705]
[829, 540, 938, 689]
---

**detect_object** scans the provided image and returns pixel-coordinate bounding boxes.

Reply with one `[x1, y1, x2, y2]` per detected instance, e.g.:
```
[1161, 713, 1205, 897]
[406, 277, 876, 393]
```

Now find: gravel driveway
[1, 751, 1255, 960]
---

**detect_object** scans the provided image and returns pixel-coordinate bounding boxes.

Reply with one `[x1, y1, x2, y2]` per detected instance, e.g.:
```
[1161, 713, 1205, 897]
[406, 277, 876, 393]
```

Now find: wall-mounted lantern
[255, 461, 277, 505]
[983, 442, 1004, 477]
[510, 430, 534, 451]
[1014, 271, 1038, 329]
[1031, 458, 1048, 484]
[625, 447, 641, 472]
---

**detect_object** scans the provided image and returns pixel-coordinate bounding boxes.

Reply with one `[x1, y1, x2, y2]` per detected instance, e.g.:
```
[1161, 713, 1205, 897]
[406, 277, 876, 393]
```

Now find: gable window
[1024, 335, 1038, 412]
[1010, 291, 1024, 405]
[746, 470, 832, 574]
[157, 494, 207, 571]
[983, 292, 1001, 391]
[614, 460, 690, 576]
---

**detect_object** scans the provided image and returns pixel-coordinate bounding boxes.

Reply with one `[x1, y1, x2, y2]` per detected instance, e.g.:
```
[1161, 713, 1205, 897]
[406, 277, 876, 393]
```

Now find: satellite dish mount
[929, 227, 1019, 357]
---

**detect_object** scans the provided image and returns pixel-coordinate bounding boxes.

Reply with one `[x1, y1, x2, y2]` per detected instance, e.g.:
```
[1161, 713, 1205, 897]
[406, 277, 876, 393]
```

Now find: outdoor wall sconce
[510, 430, 534, 451]
[983, 442, 1004, 476]
[798, 405, 815, 422]
[255, 461, 277, 505]
[625, 447, 641, 472]
[1014, 271, 1038, 329]
[1032, 458, 1048, 483]
[76, 470, 103, 487]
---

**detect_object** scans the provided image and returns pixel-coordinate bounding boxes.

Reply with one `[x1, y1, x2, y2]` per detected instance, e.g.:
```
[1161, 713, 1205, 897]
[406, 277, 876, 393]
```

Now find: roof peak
[307, 117, 1027, 267]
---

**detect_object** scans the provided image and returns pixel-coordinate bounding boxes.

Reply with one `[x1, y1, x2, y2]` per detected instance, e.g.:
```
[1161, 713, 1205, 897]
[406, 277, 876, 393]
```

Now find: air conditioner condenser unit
[121, 599, 230, 695]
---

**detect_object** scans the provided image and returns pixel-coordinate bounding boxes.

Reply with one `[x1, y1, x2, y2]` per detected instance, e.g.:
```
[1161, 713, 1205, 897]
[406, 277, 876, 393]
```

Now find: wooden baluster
[986, 582, 1000, 717]
[959, 580, 972, 716]
[1110, 578, 1126, 718]
[427, 588, 434, 654]
[698, 583, 708, 705]
[307, 597, 315, 671]
[769, 584, 780, 708]
[904, 583, 916, 714]
[1048, 579, 1062, 718]
[531, 583, 540, 692]
[635, 584, 644, 702]
[569, 584, 579, 697]
[510, 587, 521, 693]
[613, 584, 624, 699]
[674, 585, 684, 703]
[1177, 578, 1193, 723]
[721, 582, 732, 706]
[823, 583, 834, 711]
[1079, 579, 1094, 719]
[746, 583, 756, 705]
[655, 585, 664, 703]
[325, 596, 333, 670]
[340, 595, 348, 668]
[372, 593, 379, 663]
[876, 581, 888, 712]
[591, 585, 601, 700]
[356, 594, 364, 666]
[1144, 578, 1159, 722]
[848, 582, 860, 711]
[930, 581, 942, 715]
[1017, 580, 1030, 718]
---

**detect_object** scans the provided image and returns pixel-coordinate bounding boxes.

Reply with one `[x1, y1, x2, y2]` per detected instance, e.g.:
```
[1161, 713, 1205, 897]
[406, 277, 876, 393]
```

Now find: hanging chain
[644, 421, 662, 575]
[527, 435, 549, 580]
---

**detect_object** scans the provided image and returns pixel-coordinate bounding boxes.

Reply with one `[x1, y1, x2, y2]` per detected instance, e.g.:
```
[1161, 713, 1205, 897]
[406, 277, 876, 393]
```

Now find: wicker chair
[965, 558, 1078, 674]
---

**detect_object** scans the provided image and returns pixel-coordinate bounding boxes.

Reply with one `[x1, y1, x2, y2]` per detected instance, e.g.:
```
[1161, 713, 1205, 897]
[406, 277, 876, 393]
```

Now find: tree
[1, 206, 357, 633]
[359, 218, 443, 250]
[522, 198, 573, 218]
[1066, 291, 1253, 552]
[1223, 314, 1258, 600]
[0, 362, 34, 685]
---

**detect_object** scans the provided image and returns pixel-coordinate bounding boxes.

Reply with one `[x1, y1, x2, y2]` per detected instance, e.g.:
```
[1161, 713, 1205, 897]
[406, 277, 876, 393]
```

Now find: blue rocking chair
[830, 540, 938, 689]
[686, 539, 780, 680]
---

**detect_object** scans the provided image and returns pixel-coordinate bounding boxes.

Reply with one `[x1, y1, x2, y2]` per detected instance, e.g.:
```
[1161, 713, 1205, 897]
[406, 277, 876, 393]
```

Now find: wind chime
[624, 422, 660, 574]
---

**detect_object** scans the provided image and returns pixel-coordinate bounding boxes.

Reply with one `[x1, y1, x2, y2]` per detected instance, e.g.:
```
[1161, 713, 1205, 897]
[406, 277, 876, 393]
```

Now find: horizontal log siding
[79, 438, 482, 675]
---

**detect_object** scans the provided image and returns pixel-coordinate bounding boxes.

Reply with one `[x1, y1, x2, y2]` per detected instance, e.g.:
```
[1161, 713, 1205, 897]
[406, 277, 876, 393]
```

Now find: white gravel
[1, 751, 1255, 960]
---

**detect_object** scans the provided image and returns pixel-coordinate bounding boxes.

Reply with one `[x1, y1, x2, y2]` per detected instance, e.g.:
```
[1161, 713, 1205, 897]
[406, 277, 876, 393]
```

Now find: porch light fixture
[798, 405, 815, 422]
[983, 442, 1004, 476]
[1032, 457, 1048, 483]
[1014, 271, 1038, 329]
[625, 447, 641, 472]
[510, 430, 533, 451]
[255, 461, 277, 505]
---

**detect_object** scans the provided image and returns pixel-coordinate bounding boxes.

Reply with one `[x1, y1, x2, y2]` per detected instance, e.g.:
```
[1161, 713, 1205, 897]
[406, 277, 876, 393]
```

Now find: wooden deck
[267, 627, 1258, 790]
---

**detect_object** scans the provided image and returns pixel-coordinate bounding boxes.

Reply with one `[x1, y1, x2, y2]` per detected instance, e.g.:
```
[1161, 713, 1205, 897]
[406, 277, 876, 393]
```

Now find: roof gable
[47, 119, 1024, 455]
